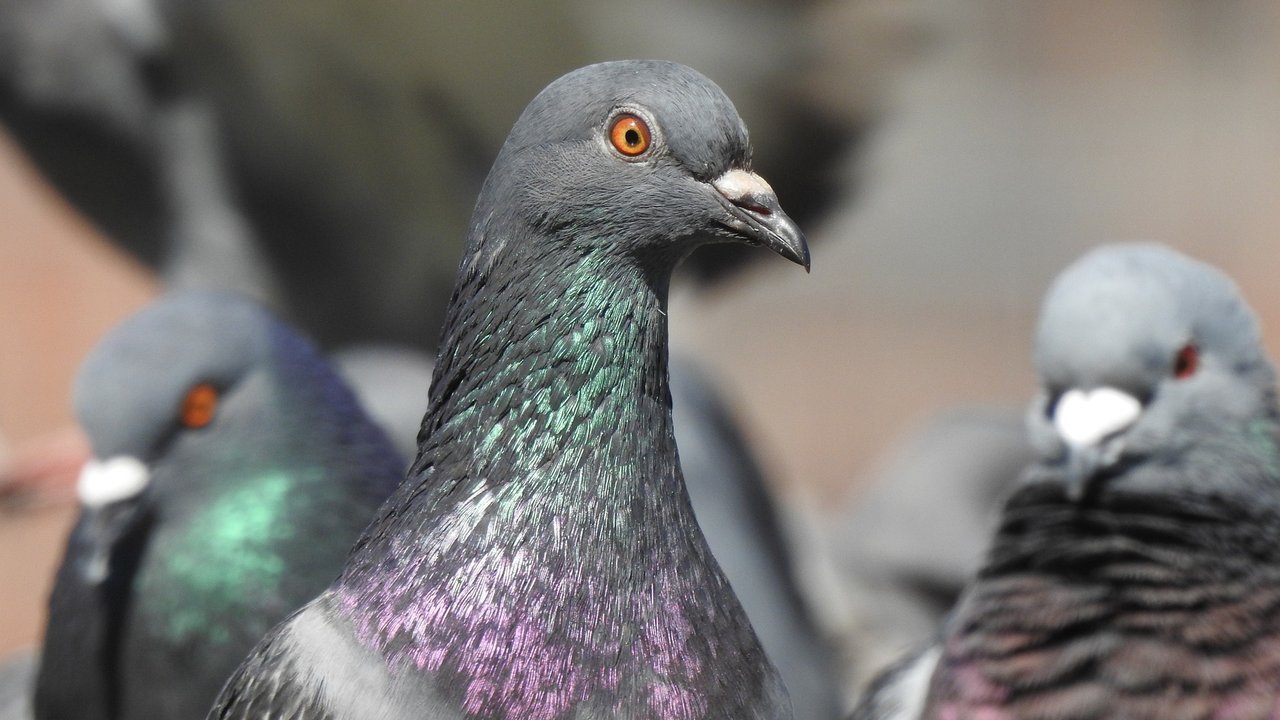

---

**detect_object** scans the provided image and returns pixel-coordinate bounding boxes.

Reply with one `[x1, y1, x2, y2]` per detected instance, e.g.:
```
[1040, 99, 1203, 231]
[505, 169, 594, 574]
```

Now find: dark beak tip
[743, 200, 808, 271]
[776, 219, 810, 272]
[783, 244, 811, 273]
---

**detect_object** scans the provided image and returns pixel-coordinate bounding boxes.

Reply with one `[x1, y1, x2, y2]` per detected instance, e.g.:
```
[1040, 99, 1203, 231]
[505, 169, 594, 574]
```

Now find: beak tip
[772, 223, 810, 272]
[794, 240, 812, 274]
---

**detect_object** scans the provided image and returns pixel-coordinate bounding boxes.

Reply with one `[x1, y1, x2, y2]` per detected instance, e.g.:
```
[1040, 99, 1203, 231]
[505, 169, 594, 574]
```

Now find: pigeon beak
[710, 169, 810, 271]
[1052, 387, 1142, 501]
[76, 456, 153, 583]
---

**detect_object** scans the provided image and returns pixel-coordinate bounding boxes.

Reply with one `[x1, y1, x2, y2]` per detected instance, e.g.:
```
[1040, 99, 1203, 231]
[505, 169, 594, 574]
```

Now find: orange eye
[180, 383, 219, 428]
[609, 114, 651, 156]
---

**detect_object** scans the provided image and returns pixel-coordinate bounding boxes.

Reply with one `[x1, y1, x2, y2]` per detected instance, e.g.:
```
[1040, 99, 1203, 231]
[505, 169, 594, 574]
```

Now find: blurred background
[3, 0, 1280, 710]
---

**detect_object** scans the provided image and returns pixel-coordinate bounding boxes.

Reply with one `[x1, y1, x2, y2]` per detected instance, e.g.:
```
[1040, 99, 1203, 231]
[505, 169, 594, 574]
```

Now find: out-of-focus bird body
[854, 244, 1280, 720]
[34, 293, 405, 720]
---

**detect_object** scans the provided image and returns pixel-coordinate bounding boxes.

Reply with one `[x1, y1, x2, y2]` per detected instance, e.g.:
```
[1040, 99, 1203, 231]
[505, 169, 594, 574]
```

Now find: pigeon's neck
[374, 241, 687, 549]
[990, 432, 1280, 580]
[334, 241, 779, 717]
[419, 242, 677, 481]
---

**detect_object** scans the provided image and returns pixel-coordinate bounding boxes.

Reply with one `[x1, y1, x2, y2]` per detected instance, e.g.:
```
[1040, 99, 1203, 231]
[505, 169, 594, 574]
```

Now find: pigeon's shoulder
[211, 598, 464, 720]
[207, 609, 332, 720]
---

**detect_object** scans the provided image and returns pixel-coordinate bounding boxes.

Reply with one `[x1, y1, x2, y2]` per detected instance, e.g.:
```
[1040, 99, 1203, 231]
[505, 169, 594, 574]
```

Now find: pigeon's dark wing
[34, 513, 125, 720]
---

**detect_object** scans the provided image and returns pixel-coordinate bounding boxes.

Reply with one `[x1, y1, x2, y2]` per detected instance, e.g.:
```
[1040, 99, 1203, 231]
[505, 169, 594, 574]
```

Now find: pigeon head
[71, 293, 269, 581]
[70, 291, 402, 586]
[76, 294, 264, 458]
[465, 59, 808, 276]
[1027, 243, 1277, 500]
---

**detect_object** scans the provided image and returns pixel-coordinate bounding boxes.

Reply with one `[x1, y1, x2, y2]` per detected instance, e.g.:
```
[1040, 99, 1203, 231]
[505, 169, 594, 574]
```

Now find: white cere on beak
[77, 456, 151, 508]
[710, 168, 775, 202]
[1053, 387, 1142, 448]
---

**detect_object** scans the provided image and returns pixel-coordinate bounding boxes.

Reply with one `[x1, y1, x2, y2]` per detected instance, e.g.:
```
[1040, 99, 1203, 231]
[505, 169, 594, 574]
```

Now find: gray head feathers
[460, 60, 804, 280]
[1028, 243, 1277, 498]
[1035, 243, 1273, 396]
[73, 292, 267, 461]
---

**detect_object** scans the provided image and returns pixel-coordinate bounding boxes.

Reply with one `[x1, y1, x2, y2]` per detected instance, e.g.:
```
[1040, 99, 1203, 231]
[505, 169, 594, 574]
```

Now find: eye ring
[608, 113, 652, 157]
[180, 383, 219, 429]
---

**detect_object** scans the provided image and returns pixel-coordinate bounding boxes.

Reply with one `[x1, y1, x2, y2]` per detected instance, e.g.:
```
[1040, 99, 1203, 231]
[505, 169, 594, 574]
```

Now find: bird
[208, 59, 810, 720]
[31, 292, 405, 720]
[851, 243, 1280, 719]
[330, 345, 842, 718]
[831, 408, 1031, 689]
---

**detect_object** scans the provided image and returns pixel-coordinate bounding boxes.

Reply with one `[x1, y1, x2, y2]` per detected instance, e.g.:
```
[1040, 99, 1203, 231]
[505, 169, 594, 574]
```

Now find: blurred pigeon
[829, 408, 1030, 688]
[331, 346, 436, 465]
[209, 60, 809, 719]
[670, 355, 842, 720]
[1, 1, 850, 349]
[32, 292, 404, 720]
[853, 244, 1280, 718]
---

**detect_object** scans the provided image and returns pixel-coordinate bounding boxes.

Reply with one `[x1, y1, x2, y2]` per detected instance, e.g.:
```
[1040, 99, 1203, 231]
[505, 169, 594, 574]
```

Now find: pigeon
[209, 59, 809, 720]
[32, 292, 405, 720]
[851, 243, 1280, 719]
[331, 345, 841, 718]
[831, 408, 1031, 688]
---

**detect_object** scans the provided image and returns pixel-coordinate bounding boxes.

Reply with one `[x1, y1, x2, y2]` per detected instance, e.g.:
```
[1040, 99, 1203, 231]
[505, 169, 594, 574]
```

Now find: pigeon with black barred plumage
[854, 244, 1280, 719]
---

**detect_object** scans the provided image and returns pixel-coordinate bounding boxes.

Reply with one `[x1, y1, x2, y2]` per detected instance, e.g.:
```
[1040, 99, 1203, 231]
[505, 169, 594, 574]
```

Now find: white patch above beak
[1053, 387, 1142, 447]
[710, 168, 774, 202]
[77, 456, 150, 508]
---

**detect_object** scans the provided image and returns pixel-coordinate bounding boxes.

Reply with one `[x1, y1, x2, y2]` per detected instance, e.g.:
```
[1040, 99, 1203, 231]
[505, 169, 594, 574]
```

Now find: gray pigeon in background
[209, 59, 809, 720]
[670, 356, 842, 720]
[32, 292, 405, 720]
[829, 408, 1031, 689]
[853, 243, 1280, 719]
